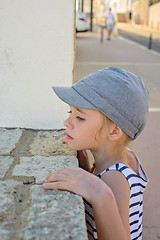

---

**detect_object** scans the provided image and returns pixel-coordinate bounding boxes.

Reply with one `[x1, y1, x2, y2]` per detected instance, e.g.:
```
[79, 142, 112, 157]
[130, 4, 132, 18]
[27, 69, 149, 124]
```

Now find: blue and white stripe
[84, 151, 148, 240]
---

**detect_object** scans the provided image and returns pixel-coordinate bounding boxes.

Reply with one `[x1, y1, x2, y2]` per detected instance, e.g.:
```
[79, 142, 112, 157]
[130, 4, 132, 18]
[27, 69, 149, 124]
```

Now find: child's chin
[68, 144, 81, 151]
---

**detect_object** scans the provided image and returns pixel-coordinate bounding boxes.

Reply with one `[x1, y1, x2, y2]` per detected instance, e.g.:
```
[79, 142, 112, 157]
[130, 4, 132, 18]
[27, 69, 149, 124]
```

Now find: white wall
[0, 0, 75, 129]
[149, 2, 160, 31]
[116, 0, 128, 13]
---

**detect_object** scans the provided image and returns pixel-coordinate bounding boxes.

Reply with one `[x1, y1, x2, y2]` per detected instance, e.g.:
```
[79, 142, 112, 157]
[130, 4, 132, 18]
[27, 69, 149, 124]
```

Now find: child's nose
[64, 117, 73, 129]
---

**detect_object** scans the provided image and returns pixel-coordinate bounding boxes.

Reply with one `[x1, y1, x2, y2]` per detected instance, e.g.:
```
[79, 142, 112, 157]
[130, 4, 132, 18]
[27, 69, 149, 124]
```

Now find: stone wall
[0, 128, 88, 240]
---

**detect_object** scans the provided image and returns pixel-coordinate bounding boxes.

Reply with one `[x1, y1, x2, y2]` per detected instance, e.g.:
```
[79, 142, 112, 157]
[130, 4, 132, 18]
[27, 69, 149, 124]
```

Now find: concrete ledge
[0, 128, 88, 240]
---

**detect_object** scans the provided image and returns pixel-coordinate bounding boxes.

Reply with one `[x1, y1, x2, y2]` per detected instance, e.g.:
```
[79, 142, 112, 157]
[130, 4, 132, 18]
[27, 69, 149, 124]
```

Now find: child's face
[63, 106, 108, 151]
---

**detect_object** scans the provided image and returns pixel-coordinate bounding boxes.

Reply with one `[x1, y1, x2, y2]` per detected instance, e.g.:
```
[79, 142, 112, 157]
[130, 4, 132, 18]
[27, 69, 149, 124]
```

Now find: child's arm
[42, 167, 130, 240]
[92, 170, 131, 240]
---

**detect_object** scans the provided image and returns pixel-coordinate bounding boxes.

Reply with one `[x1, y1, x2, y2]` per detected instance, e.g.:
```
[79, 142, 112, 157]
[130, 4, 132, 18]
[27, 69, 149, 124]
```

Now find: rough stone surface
[29, 130, 75, 156]
[21, 186, 87, 240]
[0, 156, 14, 179]
[1, 184, 33, 240]
[13, 155, 78, 184]
[0, 128, 88, 240]
[0, 228, 10, 240]
[0, 180, 22, 214]
[0, 129, 23, 156]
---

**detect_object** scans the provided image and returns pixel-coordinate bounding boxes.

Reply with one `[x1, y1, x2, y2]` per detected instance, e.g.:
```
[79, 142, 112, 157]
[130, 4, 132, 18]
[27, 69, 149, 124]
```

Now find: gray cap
[53, 67, 149, 140]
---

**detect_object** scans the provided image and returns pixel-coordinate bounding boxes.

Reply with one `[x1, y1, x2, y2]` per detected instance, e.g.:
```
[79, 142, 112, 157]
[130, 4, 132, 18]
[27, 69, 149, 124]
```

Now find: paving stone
[0, 129, 23, 156]
[0, 156, 14, 179]
[21, 185, 87, 240]
[29, 130, 75, 156]
[0, 180, 22, 214]
[143, 227, 160, 240]
[13, 155, 78, 184]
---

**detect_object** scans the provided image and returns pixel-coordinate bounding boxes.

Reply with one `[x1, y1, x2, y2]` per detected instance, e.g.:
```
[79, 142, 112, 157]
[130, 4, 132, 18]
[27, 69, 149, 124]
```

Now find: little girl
[43, 67, 149, 240]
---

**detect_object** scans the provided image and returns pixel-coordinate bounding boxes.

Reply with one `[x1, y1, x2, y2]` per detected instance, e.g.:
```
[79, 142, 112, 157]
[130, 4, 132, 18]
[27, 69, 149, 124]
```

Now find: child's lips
[62, 133, 73, 144]
[66, 133, 73, 140]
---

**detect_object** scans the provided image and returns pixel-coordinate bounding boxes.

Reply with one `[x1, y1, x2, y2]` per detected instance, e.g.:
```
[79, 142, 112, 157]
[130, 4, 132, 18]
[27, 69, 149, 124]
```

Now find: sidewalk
[75, 26, 160, 240]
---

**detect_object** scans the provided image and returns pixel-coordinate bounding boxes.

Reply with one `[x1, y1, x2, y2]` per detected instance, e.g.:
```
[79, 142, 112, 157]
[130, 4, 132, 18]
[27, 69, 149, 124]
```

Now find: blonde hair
[95, 112, 132, 148]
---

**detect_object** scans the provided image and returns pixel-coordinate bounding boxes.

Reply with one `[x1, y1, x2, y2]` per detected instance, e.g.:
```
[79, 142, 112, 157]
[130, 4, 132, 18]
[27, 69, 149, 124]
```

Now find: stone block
[0, 129, 23, 156]
[29, 130, 75, 156]
[0, 180, 22, 214]
[0, 228, 10, 240]
[13, 155, 78, 184]
[22, 185, 87, 240]
[0, 156, 14, 179]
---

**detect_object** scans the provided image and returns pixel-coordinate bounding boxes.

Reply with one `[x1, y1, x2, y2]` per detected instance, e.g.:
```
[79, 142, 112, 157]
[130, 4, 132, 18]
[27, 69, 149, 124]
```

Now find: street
[118, 29, 160, 53]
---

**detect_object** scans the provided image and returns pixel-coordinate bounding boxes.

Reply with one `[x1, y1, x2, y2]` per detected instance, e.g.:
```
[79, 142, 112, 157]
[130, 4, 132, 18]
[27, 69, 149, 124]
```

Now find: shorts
[107, 24, 114, 30]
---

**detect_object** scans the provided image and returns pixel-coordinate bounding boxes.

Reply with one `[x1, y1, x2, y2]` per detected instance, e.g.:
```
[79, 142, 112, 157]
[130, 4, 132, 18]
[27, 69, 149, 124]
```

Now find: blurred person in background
[105, 8, 115, 40]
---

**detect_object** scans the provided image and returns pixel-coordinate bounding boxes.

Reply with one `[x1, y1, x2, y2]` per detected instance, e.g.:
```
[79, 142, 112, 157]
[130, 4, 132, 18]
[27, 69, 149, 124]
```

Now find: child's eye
[67, 110, 85, 121]
[76, 116, 85, 121]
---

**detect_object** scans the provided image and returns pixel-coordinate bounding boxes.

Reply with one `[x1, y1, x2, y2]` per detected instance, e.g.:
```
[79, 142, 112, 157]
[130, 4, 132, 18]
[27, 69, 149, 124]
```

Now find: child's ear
[108, 124, 123, 140]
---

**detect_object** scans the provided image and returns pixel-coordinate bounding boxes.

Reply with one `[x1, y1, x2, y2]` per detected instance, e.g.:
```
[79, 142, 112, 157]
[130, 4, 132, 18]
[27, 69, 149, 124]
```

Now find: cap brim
[52, 86, 98, 111]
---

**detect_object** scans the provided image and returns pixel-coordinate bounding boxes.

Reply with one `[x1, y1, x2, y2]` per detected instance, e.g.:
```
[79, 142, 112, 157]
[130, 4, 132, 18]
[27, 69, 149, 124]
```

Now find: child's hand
[42, 167, 111, 205]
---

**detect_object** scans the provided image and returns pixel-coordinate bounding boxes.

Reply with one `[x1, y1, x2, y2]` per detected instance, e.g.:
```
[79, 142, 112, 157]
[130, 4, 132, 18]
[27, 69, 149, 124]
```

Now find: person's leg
[107, 29, 112, 40]
[107, 29, 109, 40]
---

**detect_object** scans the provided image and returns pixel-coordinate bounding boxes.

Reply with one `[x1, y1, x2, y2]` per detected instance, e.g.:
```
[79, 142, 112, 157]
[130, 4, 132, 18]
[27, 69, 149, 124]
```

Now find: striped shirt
[84, 151, 148, 240]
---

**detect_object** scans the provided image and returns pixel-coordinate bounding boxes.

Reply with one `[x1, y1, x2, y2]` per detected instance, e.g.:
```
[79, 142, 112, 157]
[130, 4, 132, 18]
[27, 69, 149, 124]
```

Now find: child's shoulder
[98, 163, 131, 194]
[98, 149, 147, 180]
[97, 151, 148, 192]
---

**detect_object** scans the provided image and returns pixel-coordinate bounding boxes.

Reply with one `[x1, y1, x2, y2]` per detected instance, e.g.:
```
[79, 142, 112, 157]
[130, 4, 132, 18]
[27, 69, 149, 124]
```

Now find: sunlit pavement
[75, 26, 160, 240]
